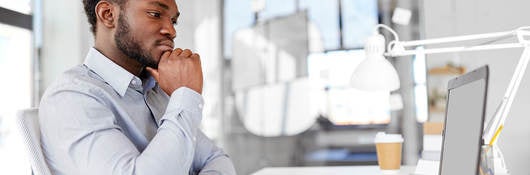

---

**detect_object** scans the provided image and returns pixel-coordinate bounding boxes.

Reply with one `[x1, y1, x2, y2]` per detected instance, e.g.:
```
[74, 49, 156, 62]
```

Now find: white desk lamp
[351, 24, 530, 173]
[352, 24, 530, 144]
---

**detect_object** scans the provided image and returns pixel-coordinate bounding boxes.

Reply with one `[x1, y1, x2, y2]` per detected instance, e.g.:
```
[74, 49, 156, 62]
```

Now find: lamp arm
[398, 31, 514, 47]
[374, 24, 400, 42]
[385, 43, 523, 57]
[371, 24, 530, 143]
[501, 47, 530, 123]
[384, 26, 530, 57]
[484, 46, 530, 144]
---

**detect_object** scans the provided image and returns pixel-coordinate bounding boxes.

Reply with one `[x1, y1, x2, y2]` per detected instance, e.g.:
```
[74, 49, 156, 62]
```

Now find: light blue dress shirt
[39, 48, 236, 175]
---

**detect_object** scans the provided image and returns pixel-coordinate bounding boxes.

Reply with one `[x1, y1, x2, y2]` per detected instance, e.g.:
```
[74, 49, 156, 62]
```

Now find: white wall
[40, 0, 92, 97]
[423, 0, 530, 174]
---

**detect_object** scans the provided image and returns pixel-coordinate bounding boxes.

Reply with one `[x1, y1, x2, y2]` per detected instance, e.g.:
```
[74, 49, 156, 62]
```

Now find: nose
[160, 20, 176, 40]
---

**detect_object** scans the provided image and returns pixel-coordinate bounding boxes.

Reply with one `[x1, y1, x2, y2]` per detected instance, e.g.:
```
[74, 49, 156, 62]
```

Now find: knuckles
[159, 48, 202, 70]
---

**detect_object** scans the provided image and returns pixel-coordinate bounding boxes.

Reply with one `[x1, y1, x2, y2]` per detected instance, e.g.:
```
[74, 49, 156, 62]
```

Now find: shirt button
[193, 137, 197, 142]
[198, 104, 203, 109]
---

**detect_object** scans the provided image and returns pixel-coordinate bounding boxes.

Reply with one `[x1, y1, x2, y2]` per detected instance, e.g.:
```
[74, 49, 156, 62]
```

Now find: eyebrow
[149, 1, 180, 18]
[149, 1, 169, 10]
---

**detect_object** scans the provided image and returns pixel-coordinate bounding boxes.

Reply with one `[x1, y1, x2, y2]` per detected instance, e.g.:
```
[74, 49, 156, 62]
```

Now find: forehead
[129, 0, 179, 12]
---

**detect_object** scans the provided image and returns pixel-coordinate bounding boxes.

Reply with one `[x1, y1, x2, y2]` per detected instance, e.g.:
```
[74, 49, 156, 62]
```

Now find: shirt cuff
[166, 87, 204, 115]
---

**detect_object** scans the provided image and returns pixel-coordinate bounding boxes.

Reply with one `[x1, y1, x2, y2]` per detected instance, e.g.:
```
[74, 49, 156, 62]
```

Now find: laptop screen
[439, 66, 488, 175]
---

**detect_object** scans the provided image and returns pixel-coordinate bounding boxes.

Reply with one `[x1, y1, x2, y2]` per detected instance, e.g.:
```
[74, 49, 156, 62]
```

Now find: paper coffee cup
[374, 132, 404, 174]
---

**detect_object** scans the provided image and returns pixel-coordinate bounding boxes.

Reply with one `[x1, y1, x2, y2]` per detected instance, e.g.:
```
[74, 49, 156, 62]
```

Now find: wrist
[167, 87, 204, 114]
[166, 86, 201, 96]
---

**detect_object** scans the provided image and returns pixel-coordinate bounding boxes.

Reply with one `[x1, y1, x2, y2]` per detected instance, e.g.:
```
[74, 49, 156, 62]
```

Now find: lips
[157, 40, 174, 52]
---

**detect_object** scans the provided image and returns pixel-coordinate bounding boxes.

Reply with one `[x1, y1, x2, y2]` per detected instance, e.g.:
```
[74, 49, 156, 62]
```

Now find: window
[224, 0, 379, 57]
[224, 0, 383, 125]
[299, 0, 340, 50]
[0, 1, 35, 174]
[341, 0, 378, 49]
[223, 0, 254, 58]
[0, 23, 32, 119]
[0, 0, 32, 14]
[258, 0, 297, 21]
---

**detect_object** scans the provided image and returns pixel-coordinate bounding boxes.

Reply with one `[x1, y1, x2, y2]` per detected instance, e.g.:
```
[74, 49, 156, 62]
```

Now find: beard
[114, 12, 158, 69]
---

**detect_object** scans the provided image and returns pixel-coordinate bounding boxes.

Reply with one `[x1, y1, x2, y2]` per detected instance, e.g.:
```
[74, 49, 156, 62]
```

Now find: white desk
[251, 165, 417, 175]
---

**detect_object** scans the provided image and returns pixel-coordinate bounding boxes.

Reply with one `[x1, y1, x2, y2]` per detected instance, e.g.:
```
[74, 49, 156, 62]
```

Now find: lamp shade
[350, 54, 400, 91]
[350, 33, 400, 91]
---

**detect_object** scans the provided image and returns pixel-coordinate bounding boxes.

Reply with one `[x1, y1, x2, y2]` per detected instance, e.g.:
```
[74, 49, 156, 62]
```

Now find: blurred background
[0, 0, 529, 174]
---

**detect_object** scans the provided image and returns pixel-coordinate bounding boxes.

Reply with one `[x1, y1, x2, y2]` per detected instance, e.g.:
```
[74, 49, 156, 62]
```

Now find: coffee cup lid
[374, 132, 404, 143]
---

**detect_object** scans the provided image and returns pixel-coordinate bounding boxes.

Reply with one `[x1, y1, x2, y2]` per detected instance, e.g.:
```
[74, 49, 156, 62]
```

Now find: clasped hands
[146, 48, 203, 95]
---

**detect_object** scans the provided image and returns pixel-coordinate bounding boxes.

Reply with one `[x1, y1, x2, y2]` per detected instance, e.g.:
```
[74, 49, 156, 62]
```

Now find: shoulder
[38, 65, 120, 127]
[40, 65, 116, 105]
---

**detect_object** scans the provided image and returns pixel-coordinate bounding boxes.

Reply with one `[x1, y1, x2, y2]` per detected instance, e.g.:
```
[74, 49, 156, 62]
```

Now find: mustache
[156, 39, 174, 48]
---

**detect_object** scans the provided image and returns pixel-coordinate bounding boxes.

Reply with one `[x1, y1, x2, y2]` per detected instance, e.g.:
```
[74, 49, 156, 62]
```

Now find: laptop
[439, 65, 489, 175]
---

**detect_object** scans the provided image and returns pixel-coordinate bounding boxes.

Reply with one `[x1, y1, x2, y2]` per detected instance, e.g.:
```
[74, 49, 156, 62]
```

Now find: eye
[172, 19, 178, 25]
[147, 11, 161, 18]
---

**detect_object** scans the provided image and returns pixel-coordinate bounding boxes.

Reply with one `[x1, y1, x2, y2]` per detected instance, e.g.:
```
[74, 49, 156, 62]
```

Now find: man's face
[114, 0, 179, 69]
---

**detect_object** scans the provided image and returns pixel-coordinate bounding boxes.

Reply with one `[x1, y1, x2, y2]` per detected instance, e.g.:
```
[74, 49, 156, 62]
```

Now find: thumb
[145, 67, 160, 82]
[160, 50, 171, 63]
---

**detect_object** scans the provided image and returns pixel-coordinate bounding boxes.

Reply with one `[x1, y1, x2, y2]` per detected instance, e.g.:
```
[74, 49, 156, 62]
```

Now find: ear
[95, 0, 118, 29]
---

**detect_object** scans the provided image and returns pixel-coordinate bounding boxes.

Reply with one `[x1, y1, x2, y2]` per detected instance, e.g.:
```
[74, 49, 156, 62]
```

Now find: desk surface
[251, 165, 416, 175]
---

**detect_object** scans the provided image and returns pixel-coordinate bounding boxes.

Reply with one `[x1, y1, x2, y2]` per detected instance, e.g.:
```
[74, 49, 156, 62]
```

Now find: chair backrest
[16, 108, 52, 175]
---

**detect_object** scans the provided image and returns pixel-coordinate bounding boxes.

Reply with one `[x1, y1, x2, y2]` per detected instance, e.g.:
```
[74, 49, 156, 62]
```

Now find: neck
[94, 36, 144, 76]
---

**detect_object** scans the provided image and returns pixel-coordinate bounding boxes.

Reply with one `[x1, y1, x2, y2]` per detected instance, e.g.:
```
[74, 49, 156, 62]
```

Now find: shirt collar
[83, 48, 136, 97]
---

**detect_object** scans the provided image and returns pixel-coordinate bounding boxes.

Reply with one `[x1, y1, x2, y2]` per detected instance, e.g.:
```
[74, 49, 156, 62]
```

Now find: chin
[152, 50, 164, 61]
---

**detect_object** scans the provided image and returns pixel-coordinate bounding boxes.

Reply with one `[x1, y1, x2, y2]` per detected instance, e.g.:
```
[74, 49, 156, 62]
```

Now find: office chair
[16, 108, 52, 175]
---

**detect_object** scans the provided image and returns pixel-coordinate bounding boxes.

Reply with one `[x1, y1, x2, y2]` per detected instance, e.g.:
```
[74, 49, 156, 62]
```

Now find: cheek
[133, 23, 163, 59]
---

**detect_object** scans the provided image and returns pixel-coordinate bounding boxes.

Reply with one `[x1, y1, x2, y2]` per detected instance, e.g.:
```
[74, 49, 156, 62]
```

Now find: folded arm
[40, 87, 203, 175]
[190, 131, 236, 175]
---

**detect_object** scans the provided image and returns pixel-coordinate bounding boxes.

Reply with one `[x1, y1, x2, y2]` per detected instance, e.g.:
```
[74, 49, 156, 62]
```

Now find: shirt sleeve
[39, 87, 205, 175]
[190, 130, 237, 175]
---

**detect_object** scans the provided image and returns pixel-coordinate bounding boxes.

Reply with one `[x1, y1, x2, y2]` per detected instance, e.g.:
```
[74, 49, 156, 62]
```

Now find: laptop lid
[439, 65, 489, 175]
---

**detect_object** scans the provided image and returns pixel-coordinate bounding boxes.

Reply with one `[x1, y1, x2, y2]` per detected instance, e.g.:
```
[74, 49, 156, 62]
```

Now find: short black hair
[83, 0, 125, 35]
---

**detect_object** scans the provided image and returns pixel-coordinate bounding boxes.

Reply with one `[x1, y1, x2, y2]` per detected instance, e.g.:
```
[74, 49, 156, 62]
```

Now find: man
[38, 0, 236, 174]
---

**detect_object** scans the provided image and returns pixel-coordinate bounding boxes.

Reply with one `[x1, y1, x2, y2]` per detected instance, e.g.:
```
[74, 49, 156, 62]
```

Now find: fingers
[172, 48, 198, 61]
[190, 53, 200, 59]
[191, 53, 201, 64]
[180, 49, 192, 57]
[145, 67, 160, 82]
[173, 48, 183, 56]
